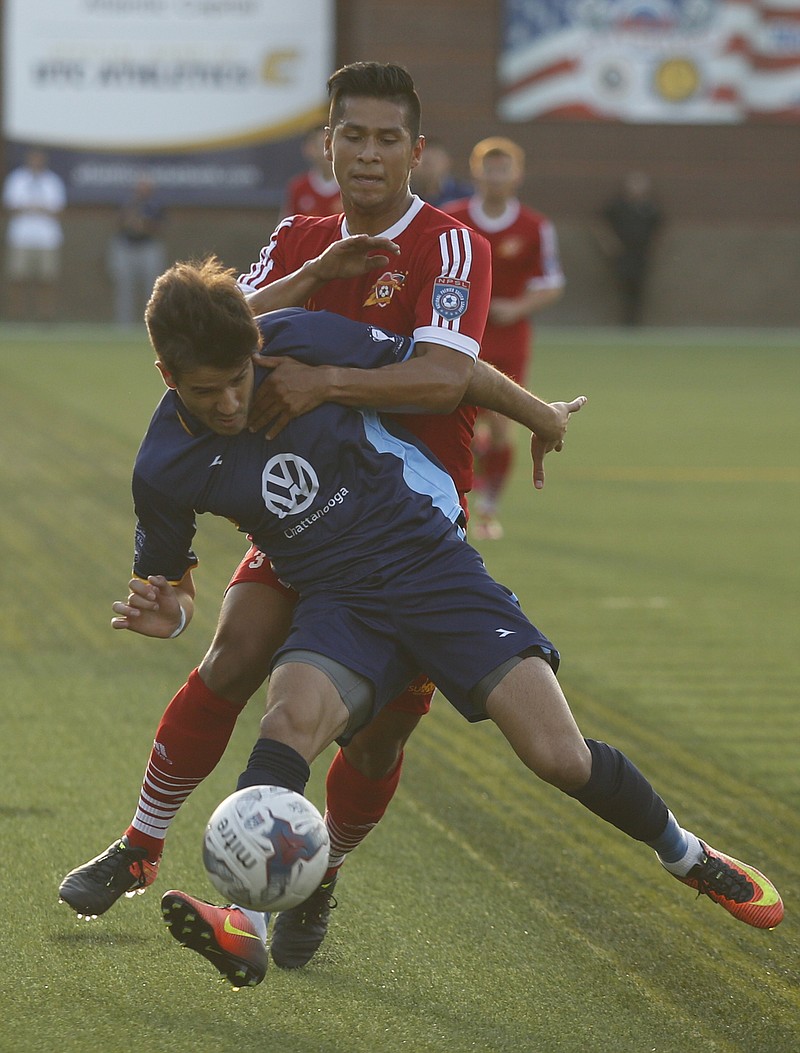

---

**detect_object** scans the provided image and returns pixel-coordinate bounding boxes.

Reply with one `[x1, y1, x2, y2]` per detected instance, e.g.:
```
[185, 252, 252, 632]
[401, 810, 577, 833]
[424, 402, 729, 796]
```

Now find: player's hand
[530, 395, 587, 490]
[111, 575, 183, 638]
[248, 355, 333, 436]
[309, 234, 400, 282]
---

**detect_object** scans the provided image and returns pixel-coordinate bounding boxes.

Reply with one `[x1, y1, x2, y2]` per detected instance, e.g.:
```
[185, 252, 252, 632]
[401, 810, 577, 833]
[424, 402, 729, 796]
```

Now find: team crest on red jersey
[432, 277, 470, 320]
[364, 271, 406, 308]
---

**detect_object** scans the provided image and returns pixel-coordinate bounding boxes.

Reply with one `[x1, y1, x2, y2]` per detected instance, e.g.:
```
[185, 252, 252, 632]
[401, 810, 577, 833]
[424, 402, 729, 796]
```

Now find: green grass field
[1, 325, 798, 1053]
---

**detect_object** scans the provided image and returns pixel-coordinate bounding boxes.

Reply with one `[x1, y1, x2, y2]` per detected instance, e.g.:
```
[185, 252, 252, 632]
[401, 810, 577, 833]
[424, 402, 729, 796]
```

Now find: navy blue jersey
[132, 309, 464, 594]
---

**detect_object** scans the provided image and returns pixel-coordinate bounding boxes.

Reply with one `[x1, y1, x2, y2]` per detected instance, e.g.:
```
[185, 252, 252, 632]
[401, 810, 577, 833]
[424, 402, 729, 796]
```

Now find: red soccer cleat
[161, 890, 268, 988]
[674, 842, 784, 930]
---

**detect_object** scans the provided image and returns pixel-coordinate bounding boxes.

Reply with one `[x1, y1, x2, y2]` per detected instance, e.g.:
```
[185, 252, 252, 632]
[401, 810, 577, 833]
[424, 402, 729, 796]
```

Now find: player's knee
[199, 632, 273, 704]
[200, 582, 294, 703]
[343, 738, 403, 781]
[344, 711, 420, 780]
[527, 741, 592, 793]
[259, 698, 341, 759]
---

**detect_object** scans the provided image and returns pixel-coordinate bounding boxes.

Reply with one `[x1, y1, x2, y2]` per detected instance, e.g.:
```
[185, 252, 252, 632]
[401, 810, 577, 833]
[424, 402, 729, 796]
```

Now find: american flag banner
[498, 0, 800, 122]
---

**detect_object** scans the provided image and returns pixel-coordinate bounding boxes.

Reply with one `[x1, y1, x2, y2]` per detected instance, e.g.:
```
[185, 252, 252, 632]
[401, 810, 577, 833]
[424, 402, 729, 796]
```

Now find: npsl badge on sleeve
[432, 277, 470, 320]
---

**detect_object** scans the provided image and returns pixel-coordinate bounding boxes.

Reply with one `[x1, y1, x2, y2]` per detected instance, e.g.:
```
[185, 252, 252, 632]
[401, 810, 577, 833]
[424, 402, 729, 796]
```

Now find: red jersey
[446, 196, 564, 380]
[281, 170, 342, 218]
[239, 196, 492, 494]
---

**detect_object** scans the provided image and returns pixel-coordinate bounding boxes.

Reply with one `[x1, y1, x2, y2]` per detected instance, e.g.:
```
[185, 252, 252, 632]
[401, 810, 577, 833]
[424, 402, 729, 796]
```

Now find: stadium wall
[4, 0, 799, 325]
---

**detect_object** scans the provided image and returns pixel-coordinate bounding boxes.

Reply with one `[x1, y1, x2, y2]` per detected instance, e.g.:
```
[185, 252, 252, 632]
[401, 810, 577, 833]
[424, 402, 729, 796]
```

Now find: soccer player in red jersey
[59, 63, 578, 966]
[63, 259, 782, 993]
[446, 137, 565, 540]
[280, 126, 343, 219]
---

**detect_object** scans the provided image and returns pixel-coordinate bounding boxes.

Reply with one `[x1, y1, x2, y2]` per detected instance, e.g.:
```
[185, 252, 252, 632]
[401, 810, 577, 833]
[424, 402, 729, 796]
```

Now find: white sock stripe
[325, 817, 377, 856]
[139, 785, 198, 806]
[134, 800, 179, 824]
[325, 816, 377, 836]
[144, 766, 204, 791]
[131, 812, 172, 837]
[135, 802, 183, 823]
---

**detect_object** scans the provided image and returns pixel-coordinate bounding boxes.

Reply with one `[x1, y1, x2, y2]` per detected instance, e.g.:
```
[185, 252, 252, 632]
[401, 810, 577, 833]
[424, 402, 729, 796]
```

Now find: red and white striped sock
[124, 668, 245, 861]
[322, 747, 403, 879]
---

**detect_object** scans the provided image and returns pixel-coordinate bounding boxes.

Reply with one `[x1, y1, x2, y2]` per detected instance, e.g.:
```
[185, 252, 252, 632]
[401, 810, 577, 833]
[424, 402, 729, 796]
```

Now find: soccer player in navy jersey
[75, 257, 784, 988]
[60, 63, 580, 964]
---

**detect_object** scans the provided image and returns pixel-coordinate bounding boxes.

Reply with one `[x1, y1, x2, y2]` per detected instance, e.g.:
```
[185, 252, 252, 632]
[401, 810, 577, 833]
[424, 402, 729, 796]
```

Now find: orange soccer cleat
[673, 841, 784, 930]
[161, 890, 268, 988]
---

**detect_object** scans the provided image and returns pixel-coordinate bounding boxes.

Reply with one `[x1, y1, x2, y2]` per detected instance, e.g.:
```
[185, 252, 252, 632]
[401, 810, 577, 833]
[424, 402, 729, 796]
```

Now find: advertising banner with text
[3, 0, 335, 205]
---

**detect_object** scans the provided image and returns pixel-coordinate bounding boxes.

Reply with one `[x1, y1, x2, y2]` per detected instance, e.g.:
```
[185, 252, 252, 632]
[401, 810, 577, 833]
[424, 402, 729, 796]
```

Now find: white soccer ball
[202, 785, 329, 911]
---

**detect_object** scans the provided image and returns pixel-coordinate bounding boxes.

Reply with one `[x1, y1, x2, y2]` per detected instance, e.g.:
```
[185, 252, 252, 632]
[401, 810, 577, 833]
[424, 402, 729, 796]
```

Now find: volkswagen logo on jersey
[432, 277, 470, 320]
[262, 454, 319, 519]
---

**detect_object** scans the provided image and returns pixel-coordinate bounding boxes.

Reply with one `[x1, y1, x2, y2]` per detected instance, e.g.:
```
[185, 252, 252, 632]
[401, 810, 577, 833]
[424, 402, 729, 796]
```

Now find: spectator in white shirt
[3, 149, 67, 321]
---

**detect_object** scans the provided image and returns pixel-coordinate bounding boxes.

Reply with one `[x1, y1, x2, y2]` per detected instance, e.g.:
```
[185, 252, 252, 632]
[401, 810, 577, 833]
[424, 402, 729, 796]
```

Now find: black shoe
[59, 837, 159, 918]
[270, 872, 339, 968]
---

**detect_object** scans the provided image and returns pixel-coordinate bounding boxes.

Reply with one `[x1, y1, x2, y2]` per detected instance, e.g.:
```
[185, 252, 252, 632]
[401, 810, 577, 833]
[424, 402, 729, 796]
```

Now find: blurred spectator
[411, 137, 471, 208]
[2, 148, 67, 322]
[597, 171, 662, 326]
[446, 137, 565, 540]
[281, 126, 342, 218]
[108, 177, 167, 326]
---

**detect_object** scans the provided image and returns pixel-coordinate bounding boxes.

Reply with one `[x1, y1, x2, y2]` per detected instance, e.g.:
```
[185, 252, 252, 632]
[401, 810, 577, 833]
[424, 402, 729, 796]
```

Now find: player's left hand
[248, 355, 333, 436]
[110, 575, 184, 638]
[530, 395, 587, 490]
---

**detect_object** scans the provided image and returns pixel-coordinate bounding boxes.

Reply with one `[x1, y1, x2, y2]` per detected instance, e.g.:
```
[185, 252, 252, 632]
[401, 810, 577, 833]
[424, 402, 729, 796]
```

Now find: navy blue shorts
[273, 530, 559, 725]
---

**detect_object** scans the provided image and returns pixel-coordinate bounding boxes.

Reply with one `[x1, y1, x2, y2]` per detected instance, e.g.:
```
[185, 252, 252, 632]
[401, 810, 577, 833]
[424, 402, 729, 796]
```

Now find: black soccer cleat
[270, 871, 339, 969]
[59, 837, 159, 918]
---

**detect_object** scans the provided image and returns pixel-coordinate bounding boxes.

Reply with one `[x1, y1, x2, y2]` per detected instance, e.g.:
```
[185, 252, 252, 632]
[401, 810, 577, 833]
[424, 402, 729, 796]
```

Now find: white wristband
[168, 605, 187, 638]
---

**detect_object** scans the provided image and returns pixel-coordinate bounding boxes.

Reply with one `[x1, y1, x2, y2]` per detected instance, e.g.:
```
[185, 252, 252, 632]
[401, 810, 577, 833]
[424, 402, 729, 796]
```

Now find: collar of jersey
[467, 196, 521, 233]
[341, 194, 425, 242]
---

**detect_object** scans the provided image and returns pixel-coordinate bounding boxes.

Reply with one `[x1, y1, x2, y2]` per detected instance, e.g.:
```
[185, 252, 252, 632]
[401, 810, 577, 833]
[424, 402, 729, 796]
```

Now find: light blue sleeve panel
[359, 410, 464, 531]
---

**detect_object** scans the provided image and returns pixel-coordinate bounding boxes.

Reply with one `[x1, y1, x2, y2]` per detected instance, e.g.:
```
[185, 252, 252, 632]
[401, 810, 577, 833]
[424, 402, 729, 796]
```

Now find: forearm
[243, 258, 326, 314]
[465, 359, 562, 438]
[317, 355, 472, 414]
[243, 234, 401, 316]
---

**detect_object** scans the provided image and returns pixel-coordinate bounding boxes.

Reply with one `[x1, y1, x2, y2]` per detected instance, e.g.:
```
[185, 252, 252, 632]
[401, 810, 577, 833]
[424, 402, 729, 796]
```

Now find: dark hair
[145, 256, 260, 379]
[327, 62, 421, 141]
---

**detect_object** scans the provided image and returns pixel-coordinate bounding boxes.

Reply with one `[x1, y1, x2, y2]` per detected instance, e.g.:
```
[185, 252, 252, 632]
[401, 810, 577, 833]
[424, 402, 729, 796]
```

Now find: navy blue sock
[568, 739, 668, 843]
[236, 738, 310, 795]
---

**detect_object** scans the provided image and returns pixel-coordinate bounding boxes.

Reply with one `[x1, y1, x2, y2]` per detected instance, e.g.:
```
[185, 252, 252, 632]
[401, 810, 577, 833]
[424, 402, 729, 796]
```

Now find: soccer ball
[202, 785, 329, 911]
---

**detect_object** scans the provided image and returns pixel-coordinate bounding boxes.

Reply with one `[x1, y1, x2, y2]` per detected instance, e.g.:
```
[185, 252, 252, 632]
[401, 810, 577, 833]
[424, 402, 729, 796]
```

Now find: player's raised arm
[111, 573, 196, 639]
[242, 234, 400, 316]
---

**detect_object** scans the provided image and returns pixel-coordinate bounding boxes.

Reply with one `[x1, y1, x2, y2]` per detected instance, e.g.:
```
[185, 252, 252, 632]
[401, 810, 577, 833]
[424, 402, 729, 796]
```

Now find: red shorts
[227, 545, 437, 716]
[226, 543, 297, 597]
